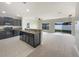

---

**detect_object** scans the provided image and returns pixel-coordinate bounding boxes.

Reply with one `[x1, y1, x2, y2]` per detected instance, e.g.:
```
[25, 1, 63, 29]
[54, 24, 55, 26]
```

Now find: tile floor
[0, 32, 78, 57]
[28, 32, 78, 57]
[0, 36, 35, 57]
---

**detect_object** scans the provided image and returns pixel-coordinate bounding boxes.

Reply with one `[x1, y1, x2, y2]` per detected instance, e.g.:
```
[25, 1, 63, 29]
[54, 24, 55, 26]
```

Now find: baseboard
[73, 45, 79, 56]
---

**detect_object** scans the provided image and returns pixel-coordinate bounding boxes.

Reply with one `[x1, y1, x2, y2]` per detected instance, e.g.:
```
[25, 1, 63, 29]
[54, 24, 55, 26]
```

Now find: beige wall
[22, 17, 41, 30]
[22, 17, 76, 35]
[40, 17, 76, 35]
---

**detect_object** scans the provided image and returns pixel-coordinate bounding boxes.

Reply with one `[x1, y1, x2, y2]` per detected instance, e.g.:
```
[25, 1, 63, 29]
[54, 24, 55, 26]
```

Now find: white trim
[73, 45, 79, 56]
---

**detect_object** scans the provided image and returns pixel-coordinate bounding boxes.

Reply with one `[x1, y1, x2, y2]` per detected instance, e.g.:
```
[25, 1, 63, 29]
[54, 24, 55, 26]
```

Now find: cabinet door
[0, 17, 5, 25]
[4, 17, 13, 25]
[0, 31, 6, 39]
[28, 34, 34, 46]
[25, 33, 29, 43]
[14, 30, 20, 36]
[20, 31, 23, 40]
[13, 20, 21, 26]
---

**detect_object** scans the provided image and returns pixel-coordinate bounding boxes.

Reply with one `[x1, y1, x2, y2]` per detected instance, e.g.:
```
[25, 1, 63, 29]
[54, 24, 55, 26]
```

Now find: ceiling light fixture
[5, 2, 11, 4]
[17, 14, 20, 17]
[2, 11, 6, 14]
[26, 9, 30, 12]
[23, 2, 27, 4]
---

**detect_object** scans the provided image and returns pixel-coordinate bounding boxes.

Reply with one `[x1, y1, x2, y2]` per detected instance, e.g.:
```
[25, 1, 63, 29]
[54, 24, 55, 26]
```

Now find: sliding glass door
[55, 22, 71, 34]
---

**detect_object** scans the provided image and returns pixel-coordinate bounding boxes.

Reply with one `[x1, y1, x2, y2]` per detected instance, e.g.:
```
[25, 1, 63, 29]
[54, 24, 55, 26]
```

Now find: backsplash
[0, 26, 21, 29]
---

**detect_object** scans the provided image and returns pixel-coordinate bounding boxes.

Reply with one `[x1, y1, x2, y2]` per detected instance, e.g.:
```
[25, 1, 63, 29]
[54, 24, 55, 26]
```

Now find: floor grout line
[73, 45, 79, 56]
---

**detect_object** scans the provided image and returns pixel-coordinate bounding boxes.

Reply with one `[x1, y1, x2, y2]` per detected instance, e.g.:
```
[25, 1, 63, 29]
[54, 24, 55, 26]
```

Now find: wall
[40, 17, 75, 35]
[22, 17, 41, 30]
[75, 2, 79, 50]
[22, 17, 75, 35]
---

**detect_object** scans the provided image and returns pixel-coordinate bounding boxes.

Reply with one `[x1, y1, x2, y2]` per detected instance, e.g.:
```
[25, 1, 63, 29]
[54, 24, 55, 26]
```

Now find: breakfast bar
[20, 29, 42, 48]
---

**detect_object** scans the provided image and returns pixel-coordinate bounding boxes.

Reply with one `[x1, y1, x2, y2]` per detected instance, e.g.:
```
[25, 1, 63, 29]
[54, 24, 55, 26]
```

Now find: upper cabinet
[13, 19, 21, 26]
[0, 17, 5, 25]
[4, 17, 13, 25]
[0, 17, 21, 26]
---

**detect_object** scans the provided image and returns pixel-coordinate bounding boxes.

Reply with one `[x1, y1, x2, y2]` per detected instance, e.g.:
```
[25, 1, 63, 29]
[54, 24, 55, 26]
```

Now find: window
[55, 22, 71, 34]
[27, 23, 30, 28]
[42, 23, 49, 30]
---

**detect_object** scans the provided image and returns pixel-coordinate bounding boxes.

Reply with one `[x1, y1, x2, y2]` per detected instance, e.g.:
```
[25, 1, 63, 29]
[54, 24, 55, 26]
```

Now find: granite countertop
[21, 30, 36, 34]
[20, 28, 42, 34]
[25, 28, 42, 31]
[0, 27, 42, 34]
[0, 26, 22, 32]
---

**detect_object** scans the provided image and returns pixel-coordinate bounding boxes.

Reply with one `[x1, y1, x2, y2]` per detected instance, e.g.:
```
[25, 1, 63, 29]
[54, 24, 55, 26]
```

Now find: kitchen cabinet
[12, 30, 20, 36]
[0, 17, 5, 25]
[4, 17, 13, 25]
[0, 31, 6, 39]
[20, 30, 41, 48]
[0, 30, 13, 40]
[0, 28, 21, 40]
[13, 19, 21, 26]
[0, 17, 21, 26]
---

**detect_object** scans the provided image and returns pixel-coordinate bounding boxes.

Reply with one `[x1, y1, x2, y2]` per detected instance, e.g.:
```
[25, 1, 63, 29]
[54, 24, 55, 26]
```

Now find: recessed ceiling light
[5, 2, 11, 4]
[17, 14, 20, 17]
[26, 9, 30, 12]
[2, 11, 6, 14]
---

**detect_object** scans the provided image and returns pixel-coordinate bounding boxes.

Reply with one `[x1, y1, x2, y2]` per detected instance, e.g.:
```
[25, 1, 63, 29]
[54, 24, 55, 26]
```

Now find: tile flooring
[0, 36, 35, 57]
[0, 32, 78, 57]
[28, 32, 78, 57]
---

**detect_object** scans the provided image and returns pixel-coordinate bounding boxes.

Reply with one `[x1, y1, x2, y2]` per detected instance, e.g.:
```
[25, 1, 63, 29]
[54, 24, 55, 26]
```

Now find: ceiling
[0, 2, 77, 19]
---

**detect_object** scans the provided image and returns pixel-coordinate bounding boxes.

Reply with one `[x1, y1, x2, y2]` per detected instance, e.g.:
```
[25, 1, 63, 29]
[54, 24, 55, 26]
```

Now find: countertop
[0, 27, 42, 34]
[13, 28, 42, 34]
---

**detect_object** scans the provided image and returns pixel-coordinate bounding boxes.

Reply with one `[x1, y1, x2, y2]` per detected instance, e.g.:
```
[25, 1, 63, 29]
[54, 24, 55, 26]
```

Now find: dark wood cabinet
[4, 17, 13, 25]
[0, 17, 21, 26]
[13, 19, 21, 26]
[0, 31, 6, 39]
[0, 17, 5, 25]
[0, 30, 14, 40]
[13, 30, 20, 36]
[20, 31, 41, 48]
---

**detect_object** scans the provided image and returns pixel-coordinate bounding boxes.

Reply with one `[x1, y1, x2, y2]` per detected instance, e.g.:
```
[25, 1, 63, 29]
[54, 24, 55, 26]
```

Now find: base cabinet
[0, 31, 14, 39]
[0, 30, 20, 40]
[20, 31, 41, 48]
[12, 30, 20, 36]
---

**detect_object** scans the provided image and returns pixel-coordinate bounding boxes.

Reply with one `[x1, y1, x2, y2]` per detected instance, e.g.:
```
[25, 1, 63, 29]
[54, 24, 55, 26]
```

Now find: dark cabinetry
[0, 29, 20, 40]
[0, 31, 6, 39]
[13, 30, 20, 36]
[4, 17, 13, 25]
[20, 31, 41, 48]
[0, 17, 5, 25]
[0, 17, 21, 26]
[0, 30, 13, 39]
[13, 19, 21, 26]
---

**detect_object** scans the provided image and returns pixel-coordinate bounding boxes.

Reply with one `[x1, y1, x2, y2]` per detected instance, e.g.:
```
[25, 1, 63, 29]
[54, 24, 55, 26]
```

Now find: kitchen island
[20, 29, 42, 48]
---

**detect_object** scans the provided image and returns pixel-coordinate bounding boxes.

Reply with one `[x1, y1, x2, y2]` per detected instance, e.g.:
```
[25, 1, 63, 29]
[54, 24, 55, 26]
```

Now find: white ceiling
[0, 2, 77, 19]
